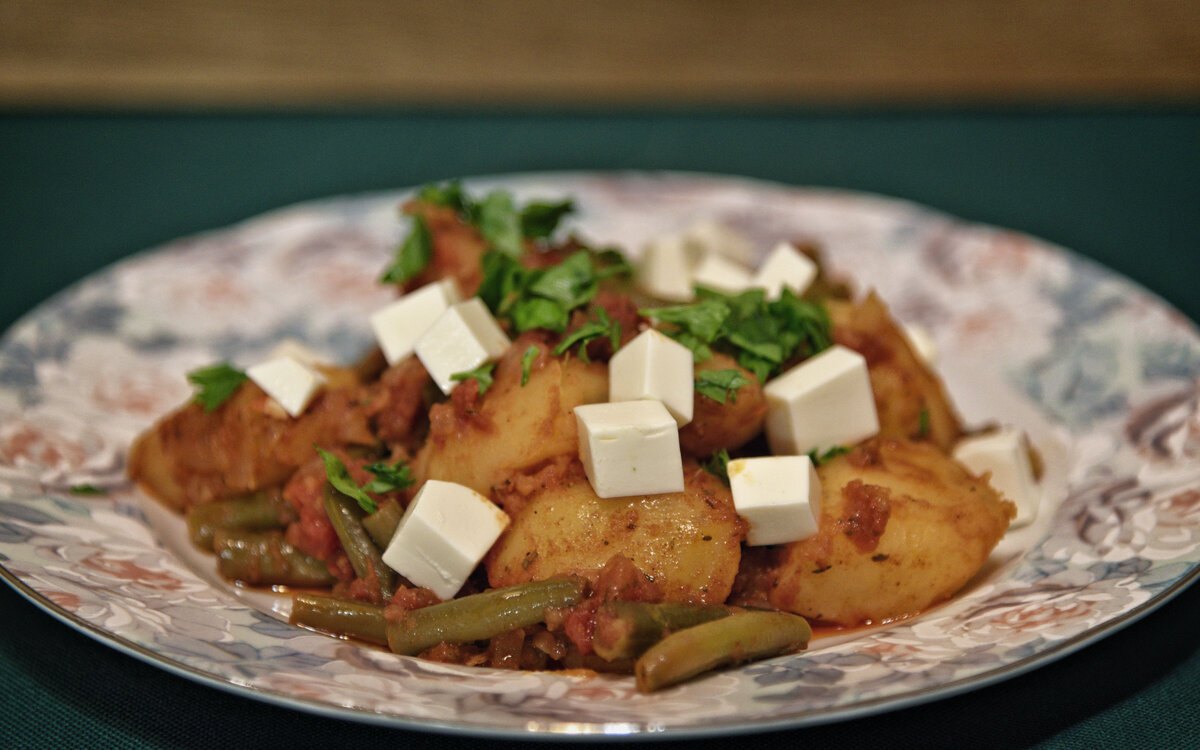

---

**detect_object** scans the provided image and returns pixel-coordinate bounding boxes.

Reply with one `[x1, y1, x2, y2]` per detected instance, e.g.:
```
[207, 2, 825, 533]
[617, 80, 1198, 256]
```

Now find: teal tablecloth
[1, 110, 1198, 748]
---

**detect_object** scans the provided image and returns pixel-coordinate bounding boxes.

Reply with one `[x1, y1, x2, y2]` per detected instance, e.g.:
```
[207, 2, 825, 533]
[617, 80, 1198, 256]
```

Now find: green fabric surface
[1, 109, 1199, 748]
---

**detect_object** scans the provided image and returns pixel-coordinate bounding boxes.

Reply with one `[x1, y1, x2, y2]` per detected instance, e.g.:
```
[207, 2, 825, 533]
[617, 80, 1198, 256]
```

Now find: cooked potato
[413, 338, 608, 498]
[678, 354, 767, 458]
[828, 292, 963, 452]
[735, 438, 1014, 625]
[487, 461, 746, 604]
[128, 377, 375, 510]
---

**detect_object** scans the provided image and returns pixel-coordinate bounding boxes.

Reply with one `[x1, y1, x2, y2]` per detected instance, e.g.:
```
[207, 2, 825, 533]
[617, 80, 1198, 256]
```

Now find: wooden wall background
[2, 0, 1199, 108]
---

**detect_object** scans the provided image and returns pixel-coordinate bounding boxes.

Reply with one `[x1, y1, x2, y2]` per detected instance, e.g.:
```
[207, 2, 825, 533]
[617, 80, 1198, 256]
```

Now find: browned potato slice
[128, 376, 375, 511]
[679, 354, 767, 458]
[742, 439, 1014, 625]
[486, 461, 746, 604]
[828, 292, 963, 452]
[413, 340, 608, 498]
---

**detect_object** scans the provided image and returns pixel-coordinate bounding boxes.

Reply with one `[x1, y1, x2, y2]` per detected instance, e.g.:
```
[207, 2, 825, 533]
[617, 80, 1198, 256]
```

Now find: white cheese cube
[764, 344, 879, 455]
[902, 323, 939, 366]
[268, 339, 329, 369]
[574, 400, 685, 498]
[953, 426, 1040, 528]
[369, 279, 462, 366]
[728, 455, 822, 546]
[637, 234, 694, 302]
[682, 219, 757, 266]
[691, 251, 754, 295]
[246, 355, 325, 418]
[381, 479, 511, 600]
[752, 242, 818, 300]
[414, 298, 511, 394]
[609, 329, 695, 426]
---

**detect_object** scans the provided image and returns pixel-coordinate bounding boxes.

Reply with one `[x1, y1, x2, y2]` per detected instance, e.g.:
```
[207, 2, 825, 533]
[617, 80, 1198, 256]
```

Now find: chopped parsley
[552, 307, 621, 363]
[69, 484, 105, 496]
[316, 447, 379, 513]
[917, 407, 931, 439]
[808, 445, 851, 466]
[702, 449, 731, 486]
[478, 249, 630, 336]
[361, 459, 416, 495]
[694, 369, 752, 404]
[520, 345, 540, 386]
[382, 183, 577, 284]
[640, 288, 832, 383]
[379, 214, 433, 285]
[450, 362, 496, 395]
[187, 362, 248, 413]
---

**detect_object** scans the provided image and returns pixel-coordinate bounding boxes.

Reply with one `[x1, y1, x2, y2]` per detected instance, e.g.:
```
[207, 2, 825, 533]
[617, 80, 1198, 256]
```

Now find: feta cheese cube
[637, 234, 694, 302]
[690, 251, 754, 295]
[728, 455, 822, 546]
[369, 279, 462, 366]
[246, 355, 325, 418]
[414, 298, 511, 394]
[902, 323, 939, 366]
[682, 219, 757, 266]
[764, 344, 879, 455]
[752, 242, 818, 300]
[574, 400, 685, 498]
[953, 426, 1040, 528]
[609, 329, 695, 426]
[381, 479, 511, 600]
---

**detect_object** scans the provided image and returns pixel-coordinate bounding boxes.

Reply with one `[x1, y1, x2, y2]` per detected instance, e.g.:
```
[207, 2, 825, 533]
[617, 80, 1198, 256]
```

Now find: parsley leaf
[917, 407, 931, 439]
[552, 307, 621, 363]
[694, 369, 752, 404]
[361, 459, 415, 494]
[380, 214, 433, 285]
[640, 298, 729, 343]
[69, 484, 105, 496]
[528, 251, 597, 310]
[520, 345, 540, 386]
[808, 445, 851, 466]
[702, 449, 731, 485]
[316, 447, 378, 513]
[477, 248, 629, 335]
[417, 181, 469, 215]
[450, 362, 496, 394]
[187, 362, 248, 413]
[475, 190, 524, 258]
[520, 199, 575, 239]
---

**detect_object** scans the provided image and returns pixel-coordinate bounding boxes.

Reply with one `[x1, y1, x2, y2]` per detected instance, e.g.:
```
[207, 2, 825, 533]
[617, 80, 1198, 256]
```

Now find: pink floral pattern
[0, 173, 1198, 737]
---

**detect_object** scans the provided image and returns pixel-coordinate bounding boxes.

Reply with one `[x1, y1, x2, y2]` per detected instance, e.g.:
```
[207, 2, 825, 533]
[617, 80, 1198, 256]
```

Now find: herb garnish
[694, 369, 753, 404]
[520, 345, 540, 386]
[317, 448, 415, 513]
[702, 449, 731, 485]
[450, 362, 496, 395]
[381, 183, 576, 284]
[808, 445, 851, 466]
[640, 288, 832, 383]
[69, 484, 105, 496]
[917, 407, 931, 439]
[552, 307, 621, 363]
[187, 362, 248, 413]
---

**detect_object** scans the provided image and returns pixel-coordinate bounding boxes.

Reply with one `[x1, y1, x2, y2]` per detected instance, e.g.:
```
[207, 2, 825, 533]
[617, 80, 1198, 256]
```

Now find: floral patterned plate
[1, 173, 1198, 738]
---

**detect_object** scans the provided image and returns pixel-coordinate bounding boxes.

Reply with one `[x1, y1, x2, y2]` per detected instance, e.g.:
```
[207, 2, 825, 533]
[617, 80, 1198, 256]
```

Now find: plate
[2, 172, 1199, 738]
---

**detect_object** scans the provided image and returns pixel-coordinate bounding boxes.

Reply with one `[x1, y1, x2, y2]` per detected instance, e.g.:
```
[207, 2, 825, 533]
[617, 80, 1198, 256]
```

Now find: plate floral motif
[1, 173, 1198, 738]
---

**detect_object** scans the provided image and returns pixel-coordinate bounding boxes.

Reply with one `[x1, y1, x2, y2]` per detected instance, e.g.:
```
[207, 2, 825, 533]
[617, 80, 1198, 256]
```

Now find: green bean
[323, 484, 395, 600]
[186, 491, 297, 551]
[290, 593, 388, 646]
[592, 601, 733, 662]
[386, 577, 586, 656]
[213, 530, 335, 587]
[361, 498, 404, 549]
[634, 610, 812, 692]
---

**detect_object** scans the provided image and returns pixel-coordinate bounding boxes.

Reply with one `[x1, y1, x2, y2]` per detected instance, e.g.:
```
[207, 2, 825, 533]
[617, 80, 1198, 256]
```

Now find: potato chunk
[413, 338, 608, 498]
[828, 292, 963, 451]
[678, 354, 767, 458]
[486, 461, 746, 604]
[735, 438, 1014, 625]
